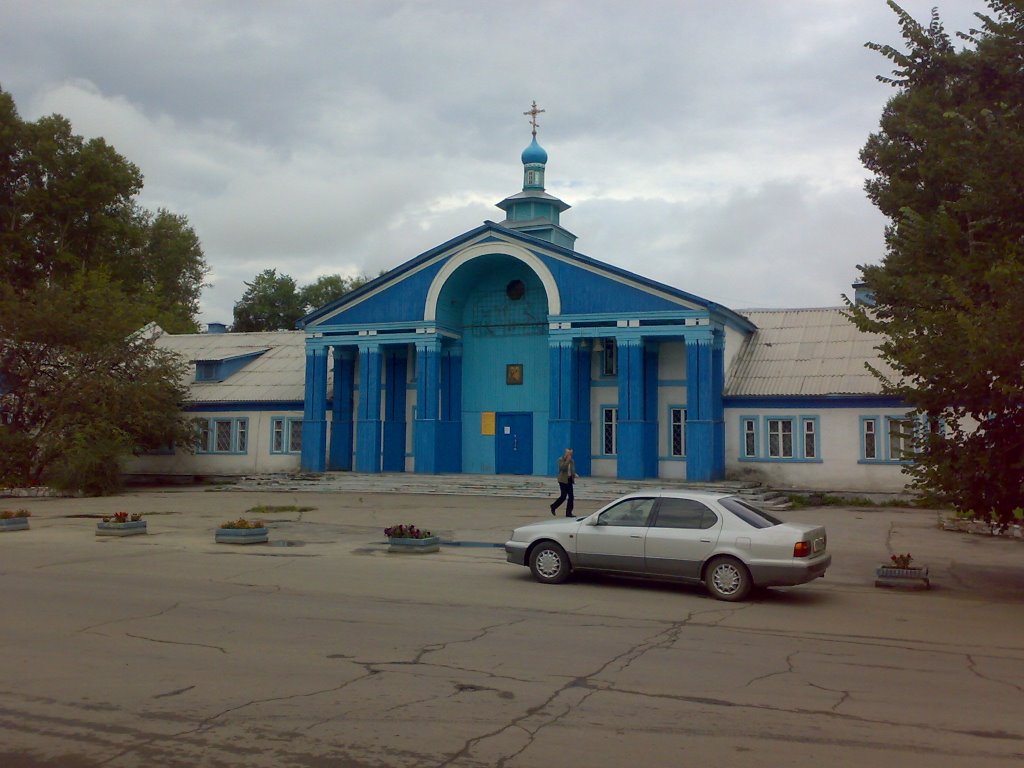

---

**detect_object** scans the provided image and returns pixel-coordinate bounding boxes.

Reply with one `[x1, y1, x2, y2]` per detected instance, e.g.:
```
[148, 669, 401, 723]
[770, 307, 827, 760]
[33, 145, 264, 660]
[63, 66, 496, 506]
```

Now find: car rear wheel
[529, 542, 570, 584]
[705, 556, 752, 602]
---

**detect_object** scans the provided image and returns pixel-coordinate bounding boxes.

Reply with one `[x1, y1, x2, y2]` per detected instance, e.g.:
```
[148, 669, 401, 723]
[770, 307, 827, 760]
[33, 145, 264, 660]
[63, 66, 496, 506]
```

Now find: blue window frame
[740, 416, 758, 458]
[193, 416, 248, 454]
[860, 415, 917, 464]
[271, 417, 303, 454]
[740, 415, 820, 463]
[601, 406, 618, 455]
[668, 406, 686, 458]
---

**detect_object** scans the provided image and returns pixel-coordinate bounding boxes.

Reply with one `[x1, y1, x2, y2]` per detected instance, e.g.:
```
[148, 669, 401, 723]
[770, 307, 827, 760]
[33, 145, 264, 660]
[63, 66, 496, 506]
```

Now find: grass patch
[786, 493, 920, 509]
[245, 504, 315, 515]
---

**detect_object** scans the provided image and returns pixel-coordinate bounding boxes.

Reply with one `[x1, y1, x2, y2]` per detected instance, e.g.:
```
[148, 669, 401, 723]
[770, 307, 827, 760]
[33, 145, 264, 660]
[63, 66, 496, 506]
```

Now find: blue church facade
[296, 133, 756, 482]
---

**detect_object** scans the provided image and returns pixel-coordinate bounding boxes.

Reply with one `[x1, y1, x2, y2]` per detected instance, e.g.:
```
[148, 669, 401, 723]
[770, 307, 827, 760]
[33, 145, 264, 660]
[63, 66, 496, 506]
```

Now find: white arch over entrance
[423, 242, 561, 321]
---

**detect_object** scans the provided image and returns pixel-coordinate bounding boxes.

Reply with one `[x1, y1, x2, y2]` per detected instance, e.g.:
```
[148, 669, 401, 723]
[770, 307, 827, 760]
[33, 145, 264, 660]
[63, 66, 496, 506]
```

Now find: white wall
[724, 407, 912, 492]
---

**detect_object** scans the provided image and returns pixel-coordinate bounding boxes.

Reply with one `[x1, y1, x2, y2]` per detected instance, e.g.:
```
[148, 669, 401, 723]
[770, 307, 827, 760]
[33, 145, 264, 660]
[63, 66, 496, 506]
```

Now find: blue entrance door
[495, 413, 532, 475]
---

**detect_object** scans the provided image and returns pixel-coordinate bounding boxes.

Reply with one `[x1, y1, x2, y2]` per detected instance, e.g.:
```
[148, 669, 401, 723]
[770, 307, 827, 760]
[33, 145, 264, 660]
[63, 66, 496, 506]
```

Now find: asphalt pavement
[1, 484, 1022, 767]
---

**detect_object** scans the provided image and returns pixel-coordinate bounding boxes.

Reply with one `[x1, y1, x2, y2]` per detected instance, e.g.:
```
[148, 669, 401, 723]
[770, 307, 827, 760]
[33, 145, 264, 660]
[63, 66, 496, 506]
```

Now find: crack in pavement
[966, 653, 1024, 694]
[743, 650, 797, 688]
[124, 633, 227, 654]
[807, 681, 851, 712]
[437, 613, 703, 767]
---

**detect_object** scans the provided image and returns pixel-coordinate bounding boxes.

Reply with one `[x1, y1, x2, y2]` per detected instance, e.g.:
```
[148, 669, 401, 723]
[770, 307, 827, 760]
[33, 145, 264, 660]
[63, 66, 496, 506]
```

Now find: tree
[299, 273, 374, 313]
[232, 269, 305, 331]
[232, 270, 380, 331]
[0, 272, 193, 493]
[0, 87, 207, 493]
[850, 1, 1024, 522]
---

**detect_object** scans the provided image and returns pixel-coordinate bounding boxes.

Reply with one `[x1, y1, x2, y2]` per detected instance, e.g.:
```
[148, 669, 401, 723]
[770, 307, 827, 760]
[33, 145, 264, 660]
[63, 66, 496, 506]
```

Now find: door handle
[700, 538, 712, 543]
[630, 535, 642, 539]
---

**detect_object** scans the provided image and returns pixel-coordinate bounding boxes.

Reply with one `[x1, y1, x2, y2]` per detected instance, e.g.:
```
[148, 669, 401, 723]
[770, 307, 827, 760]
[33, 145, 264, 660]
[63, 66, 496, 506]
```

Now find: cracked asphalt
[1, 487, 1022, 767]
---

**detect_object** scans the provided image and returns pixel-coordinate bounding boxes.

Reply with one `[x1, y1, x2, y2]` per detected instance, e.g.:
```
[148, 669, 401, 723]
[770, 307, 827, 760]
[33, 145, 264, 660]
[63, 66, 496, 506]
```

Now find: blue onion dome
[521, 137, 548, 165]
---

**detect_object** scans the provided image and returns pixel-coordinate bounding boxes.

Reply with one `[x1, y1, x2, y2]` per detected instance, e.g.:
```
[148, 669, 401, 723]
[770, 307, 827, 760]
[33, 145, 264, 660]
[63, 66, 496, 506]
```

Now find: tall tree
[232, 268, 305, 331]
[0, 87, 207, 493]
[299, 273, 374, 313]
[850, 1, 1024, 522]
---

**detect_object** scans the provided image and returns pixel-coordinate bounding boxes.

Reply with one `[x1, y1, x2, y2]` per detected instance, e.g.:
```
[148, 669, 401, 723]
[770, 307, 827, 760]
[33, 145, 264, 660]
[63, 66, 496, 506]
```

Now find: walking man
[550, 447, 577, 517]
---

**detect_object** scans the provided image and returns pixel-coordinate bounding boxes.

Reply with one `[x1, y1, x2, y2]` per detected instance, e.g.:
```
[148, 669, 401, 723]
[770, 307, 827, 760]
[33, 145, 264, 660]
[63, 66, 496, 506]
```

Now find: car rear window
[719, 497, 783, 529]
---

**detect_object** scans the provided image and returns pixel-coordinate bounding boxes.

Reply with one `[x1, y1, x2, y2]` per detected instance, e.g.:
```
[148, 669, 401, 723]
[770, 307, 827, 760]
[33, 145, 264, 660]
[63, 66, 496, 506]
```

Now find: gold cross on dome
[524, 100, 545, 137]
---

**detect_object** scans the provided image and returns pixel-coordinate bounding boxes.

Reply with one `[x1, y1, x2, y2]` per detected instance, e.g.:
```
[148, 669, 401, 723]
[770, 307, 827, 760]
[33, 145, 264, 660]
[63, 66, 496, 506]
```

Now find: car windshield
[718, 496, 783, 529]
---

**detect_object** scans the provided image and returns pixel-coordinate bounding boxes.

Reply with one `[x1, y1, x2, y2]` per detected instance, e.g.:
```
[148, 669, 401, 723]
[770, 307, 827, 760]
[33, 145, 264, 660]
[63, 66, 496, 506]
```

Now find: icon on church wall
[506, 364, 524, 385]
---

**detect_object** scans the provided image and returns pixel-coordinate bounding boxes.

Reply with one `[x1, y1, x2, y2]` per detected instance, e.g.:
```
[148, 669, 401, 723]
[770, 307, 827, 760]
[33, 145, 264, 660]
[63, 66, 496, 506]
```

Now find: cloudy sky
[1, 0, 987, 324]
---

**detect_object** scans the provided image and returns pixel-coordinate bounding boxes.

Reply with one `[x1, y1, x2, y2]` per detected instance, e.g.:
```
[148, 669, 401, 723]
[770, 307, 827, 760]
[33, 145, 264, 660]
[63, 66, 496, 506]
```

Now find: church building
[130, 110, 913, 494]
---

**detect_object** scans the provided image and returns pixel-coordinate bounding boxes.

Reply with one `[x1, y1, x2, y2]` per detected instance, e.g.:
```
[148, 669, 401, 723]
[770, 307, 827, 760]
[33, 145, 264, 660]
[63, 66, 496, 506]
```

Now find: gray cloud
[0, 0, 986, 323]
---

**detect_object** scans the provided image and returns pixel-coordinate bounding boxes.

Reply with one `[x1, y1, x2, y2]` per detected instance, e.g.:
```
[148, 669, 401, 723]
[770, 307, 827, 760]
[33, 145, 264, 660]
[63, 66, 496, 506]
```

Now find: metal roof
[156, 330, 309, 403]
[726, 308, 895, 397]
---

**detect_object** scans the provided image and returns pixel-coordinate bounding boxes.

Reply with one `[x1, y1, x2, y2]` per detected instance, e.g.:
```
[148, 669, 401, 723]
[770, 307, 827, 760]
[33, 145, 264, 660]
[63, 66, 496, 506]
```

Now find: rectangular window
[271, 417, 303, 454]
[803, 419, 816, 459]
[214, 419, 232, 452]
[193, 418, 210, 453]
[272, 419, 285, 453]
[863, 418, 877, 460]
[742, 418, 758, 458]
[887, 417, 915, 461]
[194, 417, 248, 454]
[236, 420, 248, 454]
[602, 340, 617, 376]
[602, 407, 618, 455]
[767, 418, 794, 459]
[670, 407, 686, 457]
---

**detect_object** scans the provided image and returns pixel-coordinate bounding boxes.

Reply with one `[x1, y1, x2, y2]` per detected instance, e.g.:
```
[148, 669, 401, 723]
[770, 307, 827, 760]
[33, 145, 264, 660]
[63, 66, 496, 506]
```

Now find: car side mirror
[585, 516, 600, 526]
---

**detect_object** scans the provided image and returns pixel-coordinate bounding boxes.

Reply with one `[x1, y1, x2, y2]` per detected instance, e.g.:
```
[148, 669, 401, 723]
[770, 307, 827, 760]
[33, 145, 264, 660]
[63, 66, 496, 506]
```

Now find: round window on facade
[506, 279, 525, 300]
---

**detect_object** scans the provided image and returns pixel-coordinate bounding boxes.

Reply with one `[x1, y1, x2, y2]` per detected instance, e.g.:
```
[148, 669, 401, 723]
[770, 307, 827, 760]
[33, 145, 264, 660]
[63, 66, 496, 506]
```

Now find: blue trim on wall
[724, 395, 906, 409]
[185, 401, 304, 412]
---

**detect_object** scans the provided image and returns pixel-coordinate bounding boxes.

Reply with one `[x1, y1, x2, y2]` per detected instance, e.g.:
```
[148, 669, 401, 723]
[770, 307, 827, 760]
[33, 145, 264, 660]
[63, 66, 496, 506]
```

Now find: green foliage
[851, 2, 1024, 524]
[299, 273, 373, 313]
[231, 268, 305, 331]
[0, 88, 204, 494]
[232, 269, 378, 331]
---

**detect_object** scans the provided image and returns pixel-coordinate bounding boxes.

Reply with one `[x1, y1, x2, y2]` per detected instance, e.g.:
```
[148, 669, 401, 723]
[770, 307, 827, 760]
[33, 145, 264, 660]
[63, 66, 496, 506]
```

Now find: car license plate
[813, 537, 825, 553]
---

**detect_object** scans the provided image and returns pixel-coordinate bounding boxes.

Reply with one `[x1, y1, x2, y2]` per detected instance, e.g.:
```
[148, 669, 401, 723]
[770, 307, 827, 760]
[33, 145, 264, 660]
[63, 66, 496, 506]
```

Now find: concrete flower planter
[216, 527, 269, 545]
[875, 565, 930, 590]
[0, 517, 30, 532]
[387, 536, 440, 554]
[97, 520, 147, 537]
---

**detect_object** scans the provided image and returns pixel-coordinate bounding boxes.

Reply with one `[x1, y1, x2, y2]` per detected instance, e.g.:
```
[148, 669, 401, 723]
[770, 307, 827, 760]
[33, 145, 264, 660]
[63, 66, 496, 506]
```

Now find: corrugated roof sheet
[726, 308, 896, 397]
[156, 330, 310, 403]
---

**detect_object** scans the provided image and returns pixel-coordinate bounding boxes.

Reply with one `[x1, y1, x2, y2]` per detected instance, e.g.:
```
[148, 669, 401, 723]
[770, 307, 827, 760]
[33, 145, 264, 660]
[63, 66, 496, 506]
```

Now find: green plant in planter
[0, 509, 31, 519]
[219, 517, 266, 530]
[384, 524, 433, 539]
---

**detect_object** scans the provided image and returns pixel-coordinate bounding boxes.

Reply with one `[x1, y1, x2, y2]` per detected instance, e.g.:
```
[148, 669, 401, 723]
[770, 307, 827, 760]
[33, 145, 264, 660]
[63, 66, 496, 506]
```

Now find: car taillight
[793, 541, 810, 558]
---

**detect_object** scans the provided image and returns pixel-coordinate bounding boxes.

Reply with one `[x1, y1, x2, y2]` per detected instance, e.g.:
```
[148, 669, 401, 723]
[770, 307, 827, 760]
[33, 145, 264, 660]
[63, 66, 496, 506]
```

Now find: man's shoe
[550, 505, 556, 515]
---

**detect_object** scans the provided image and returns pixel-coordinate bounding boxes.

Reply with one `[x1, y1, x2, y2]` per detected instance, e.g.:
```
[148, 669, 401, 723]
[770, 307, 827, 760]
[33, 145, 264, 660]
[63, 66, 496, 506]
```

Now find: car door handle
[630, 535, 642, 539]
[700, 538, 712, 543]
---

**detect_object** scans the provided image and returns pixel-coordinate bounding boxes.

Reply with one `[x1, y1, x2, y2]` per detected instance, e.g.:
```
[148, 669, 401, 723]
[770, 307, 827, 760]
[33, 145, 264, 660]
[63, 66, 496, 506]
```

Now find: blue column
[300, 344, 328, 472]
[329, 347, 355, 470]
[572, 342, 592, 477]
[643, 341, 660, 477]
[711, 331, 726, 478]
[547, 339, 575, 475]
[685, 333, 719, 481]
[414, 338, 441, 473]
[382, 347, 408, 472]
[438, 344, 462, 472]
[616, 337, 648, 480]
[355, 342, 382, 473]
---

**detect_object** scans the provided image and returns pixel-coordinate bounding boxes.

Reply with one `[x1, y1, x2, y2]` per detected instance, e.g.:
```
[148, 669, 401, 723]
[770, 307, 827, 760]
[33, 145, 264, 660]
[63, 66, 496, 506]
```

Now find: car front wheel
[705, 556, 752, 602]
[529, 542, 570, 584]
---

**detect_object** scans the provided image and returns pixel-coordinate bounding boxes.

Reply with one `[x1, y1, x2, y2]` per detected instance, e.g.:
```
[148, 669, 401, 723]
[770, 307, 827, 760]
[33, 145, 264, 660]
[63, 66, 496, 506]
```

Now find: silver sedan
[504, 489, 831, 601]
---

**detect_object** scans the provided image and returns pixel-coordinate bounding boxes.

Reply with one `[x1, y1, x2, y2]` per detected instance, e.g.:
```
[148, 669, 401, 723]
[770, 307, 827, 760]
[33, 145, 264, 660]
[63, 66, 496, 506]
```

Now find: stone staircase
[218, 472, 793, 510]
